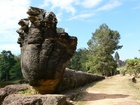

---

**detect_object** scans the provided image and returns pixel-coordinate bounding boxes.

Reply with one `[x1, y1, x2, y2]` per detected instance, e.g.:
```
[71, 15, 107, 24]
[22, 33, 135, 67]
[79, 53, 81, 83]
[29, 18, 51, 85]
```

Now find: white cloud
[55, 12, 63, 22]
[39, 0, 122, 22]
[0, 0, 30, 30]
[0, 0, 31, 54]
[68, 13, 94, 20]
[81, 0, 102, 8]
[40, 0, 100, 20]
[96, 0, 121, 11]
[40, 0, 77, 15]
[40, 0, 103, 14]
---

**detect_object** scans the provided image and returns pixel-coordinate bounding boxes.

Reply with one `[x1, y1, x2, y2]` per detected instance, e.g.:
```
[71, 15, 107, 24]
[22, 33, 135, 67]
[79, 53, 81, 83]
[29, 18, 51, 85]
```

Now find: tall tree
[87, 24, 122, 76]
[0, 50, 16, 80]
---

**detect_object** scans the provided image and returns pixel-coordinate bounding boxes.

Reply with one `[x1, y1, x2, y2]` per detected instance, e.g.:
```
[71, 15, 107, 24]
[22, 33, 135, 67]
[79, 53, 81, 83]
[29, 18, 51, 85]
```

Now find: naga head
[17, 6, 77, 93]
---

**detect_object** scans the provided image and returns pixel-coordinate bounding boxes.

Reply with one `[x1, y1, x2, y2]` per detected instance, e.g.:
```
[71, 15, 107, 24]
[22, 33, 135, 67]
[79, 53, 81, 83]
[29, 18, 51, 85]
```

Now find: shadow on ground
[81, 92, 129, 101]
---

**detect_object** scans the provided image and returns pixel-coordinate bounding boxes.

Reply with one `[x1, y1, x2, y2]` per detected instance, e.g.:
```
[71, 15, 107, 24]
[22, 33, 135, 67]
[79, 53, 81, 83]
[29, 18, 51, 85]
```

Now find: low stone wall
[57, 68, 105, 92]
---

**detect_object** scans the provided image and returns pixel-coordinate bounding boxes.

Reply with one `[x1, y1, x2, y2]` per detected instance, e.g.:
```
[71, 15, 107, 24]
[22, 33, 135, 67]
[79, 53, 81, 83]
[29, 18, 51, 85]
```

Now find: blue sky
[0, 0, 140, 60]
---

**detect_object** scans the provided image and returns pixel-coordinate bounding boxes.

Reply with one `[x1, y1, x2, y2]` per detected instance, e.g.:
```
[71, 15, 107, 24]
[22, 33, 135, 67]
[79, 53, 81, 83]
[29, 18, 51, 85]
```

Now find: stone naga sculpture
[17, 6, 77, 94]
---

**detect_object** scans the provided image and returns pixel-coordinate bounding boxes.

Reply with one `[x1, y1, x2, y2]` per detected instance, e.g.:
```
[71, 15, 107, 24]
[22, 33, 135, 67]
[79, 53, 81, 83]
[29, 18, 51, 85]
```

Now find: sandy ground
[75, 74, 140, 105]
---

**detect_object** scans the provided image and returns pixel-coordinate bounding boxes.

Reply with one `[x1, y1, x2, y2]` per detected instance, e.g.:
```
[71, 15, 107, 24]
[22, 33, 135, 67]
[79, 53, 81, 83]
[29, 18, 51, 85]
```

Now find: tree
[87, 24, 122, 76]
[9, 55, 23, 80]
[0, 50, 16, 80]
[67, 48, 89, 71]
[126, 58, 140, 76]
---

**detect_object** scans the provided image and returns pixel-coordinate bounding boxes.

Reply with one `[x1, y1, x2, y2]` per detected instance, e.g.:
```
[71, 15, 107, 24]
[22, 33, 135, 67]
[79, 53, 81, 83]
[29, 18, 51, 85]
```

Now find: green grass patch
[18, 89, 32, 95]
[18, 86, 39, 95]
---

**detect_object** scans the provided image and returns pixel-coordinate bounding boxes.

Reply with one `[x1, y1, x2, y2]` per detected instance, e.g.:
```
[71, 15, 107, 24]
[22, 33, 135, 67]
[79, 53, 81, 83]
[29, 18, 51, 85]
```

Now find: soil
[74, 74, 140, 105]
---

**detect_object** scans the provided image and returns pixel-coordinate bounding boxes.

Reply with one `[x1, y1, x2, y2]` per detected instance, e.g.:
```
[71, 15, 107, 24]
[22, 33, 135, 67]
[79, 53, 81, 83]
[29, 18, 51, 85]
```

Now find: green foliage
[126, 58, 140, 75]
[9, 55, 23, 80]
[0, 50, 22, 81]
[0, 50, 16, 80]
[18, 89, 32, 94]
[118, 66, 127, 75]
[67, 48, 89, 71]
[87, 24, 122, 76]
[18, 86, 39, 95]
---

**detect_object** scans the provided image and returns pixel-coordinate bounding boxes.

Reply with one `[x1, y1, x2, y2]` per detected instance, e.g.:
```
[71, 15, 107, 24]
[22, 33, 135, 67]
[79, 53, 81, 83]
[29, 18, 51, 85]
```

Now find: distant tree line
[0, 50, 22, 81]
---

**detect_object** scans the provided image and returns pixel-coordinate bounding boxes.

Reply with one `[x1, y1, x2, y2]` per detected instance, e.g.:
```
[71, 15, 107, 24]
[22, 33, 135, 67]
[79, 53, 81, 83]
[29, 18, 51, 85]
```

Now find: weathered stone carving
[57, 68, 105, 92]
[17, 6, 77, 94]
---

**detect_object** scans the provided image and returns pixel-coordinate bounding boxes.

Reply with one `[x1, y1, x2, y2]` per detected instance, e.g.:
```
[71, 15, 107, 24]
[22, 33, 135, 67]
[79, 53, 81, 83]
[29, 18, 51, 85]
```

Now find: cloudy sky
[0, 0, 140, 60]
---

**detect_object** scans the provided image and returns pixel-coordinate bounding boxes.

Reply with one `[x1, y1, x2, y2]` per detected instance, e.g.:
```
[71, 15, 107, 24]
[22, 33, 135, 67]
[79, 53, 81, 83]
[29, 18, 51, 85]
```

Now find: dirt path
[75, 74, 140, 105]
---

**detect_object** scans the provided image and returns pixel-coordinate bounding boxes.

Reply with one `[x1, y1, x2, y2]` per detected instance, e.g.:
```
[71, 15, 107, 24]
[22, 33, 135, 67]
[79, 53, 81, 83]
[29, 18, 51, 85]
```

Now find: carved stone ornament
[17, 6, 77, 94]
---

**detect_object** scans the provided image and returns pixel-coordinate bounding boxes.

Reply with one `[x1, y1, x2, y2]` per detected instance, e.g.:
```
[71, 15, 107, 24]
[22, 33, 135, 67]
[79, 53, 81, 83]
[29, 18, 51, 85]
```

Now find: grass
[128, 77, 140, 100]
[18, 86, 40, 95]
